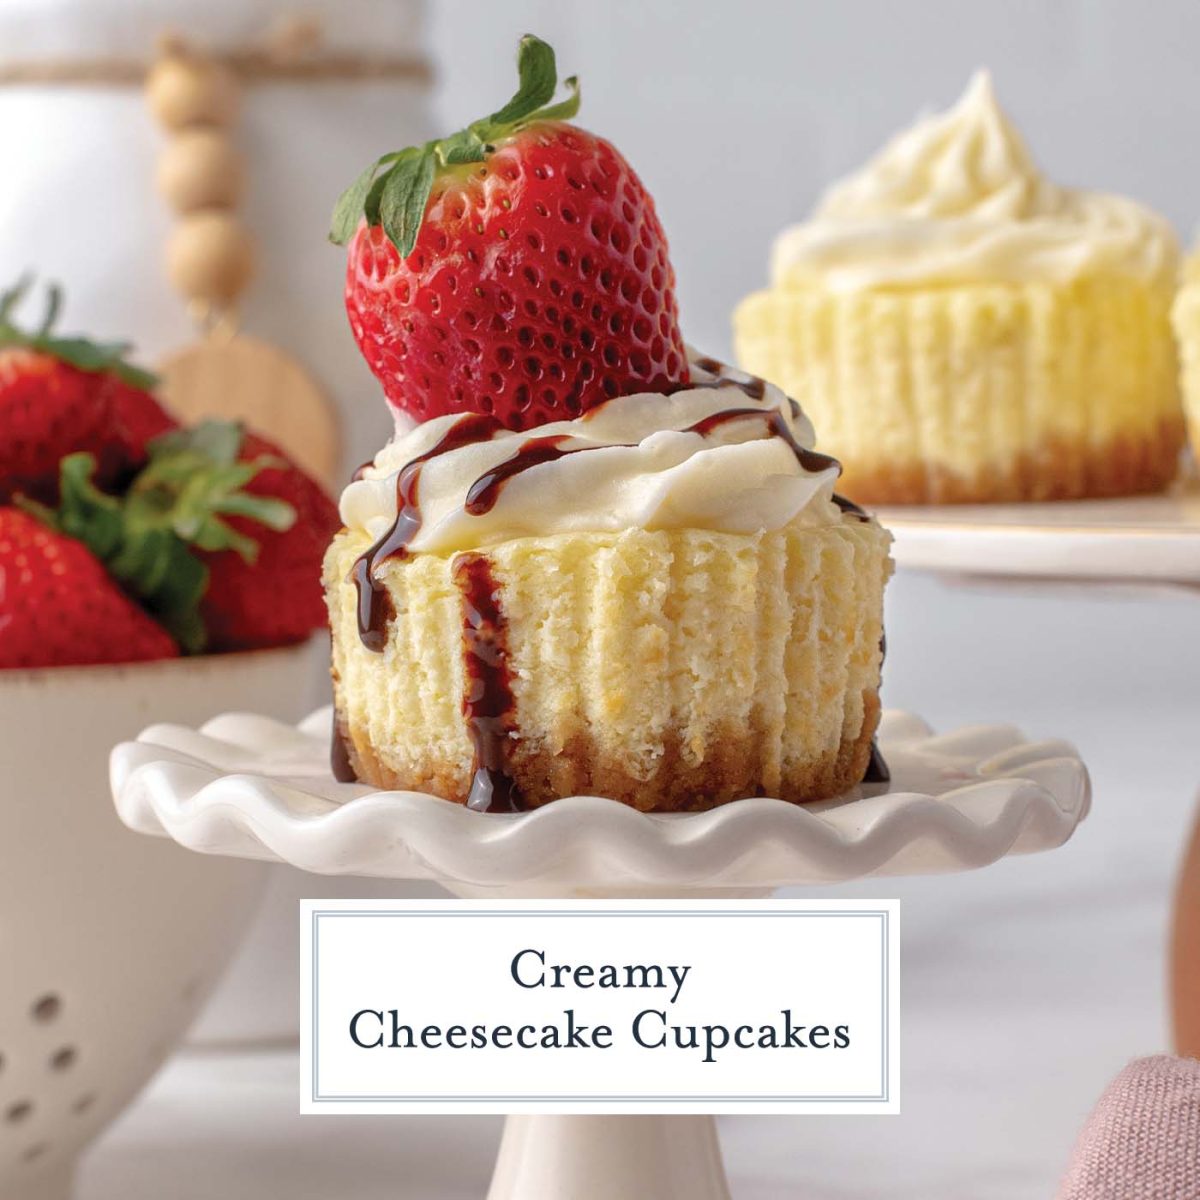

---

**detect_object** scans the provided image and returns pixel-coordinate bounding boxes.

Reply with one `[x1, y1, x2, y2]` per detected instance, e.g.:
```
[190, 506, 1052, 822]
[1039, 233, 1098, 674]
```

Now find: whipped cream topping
[771, 71, 1178, 291]
[340, 356, 844, 555]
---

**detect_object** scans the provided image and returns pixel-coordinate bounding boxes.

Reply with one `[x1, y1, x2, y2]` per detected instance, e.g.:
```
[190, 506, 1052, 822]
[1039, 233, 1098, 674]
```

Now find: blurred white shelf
[878, 477, 1200, 587]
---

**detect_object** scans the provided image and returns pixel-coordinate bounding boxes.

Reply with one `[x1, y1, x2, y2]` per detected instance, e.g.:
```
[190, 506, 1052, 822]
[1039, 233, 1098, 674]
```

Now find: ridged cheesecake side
[735, 278, 1183, 504]
[325, 518, 892, 810]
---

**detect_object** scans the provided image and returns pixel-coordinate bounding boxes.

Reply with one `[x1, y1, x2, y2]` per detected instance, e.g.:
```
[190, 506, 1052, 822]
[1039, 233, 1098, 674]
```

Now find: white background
[303, 901, 897, 1114]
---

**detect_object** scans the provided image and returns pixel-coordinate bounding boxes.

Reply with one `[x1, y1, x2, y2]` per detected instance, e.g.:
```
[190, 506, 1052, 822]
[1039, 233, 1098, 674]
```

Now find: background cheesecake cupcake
[325, 37, 891, 812]
[1171, 248, 1200, 466]
[735, 71, 1184, 505]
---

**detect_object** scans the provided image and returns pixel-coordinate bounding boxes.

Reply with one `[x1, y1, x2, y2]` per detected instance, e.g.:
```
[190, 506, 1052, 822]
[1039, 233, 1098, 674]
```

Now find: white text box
[301, 900, 899, 1115]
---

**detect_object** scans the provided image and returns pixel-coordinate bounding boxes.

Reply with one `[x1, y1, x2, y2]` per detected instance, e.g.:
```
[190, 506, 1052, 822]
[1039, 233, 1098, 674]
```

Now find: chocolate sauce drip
[671, 355, 768, 403]
[685, 407, 841, 476]
[833, 493, 871, 523]
[863, 742, 891, 784]
[352, 413, 503, 651]
[454, 553, 526, 813]
[465, 404, 842, 518]
[464, 434, 602, 516]
[350, 555, 398, 652]
[330, 711, 359, 783]
[863, 630, 890, 784]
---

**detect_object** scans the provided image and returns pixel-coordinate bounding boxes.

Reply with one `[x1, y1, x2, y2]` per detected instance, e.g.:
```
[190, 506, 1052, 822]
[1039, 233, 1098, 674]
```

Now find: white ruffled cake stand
[110, 706, 1089, 1199]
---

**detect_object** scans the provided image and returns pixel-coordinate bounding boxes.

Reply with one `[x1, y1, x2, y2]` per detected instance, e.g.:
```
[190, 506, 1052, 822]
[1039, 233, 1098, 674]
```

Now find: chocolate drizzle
[863, 741, 890, 784]
[465, 403, 845, 519]
[352, 413, 502, 651]
[862, 630, 890, 784]
[684, 407, 841, 475]
[454, 553, 525, 813]
[832, 493, 871, 523]
[673, 354, 769, 403]
[464, 434, 599, 516]
[330, 711, 359, 783]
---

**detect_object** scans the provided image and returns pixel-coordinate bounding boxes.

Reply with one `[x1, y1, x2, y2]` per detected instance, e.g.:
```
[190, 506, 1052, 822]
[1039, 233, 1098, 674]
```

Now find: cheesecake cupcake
[324, 36, 891, 812]
[735, 71, 1184, 504]
[1171, 249, 1200, 464]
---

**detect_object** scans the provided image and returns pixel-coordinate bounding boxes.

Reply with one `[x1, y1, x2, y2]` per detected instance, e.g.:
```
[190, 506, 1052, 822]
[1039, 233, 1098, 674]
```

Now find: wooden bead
[157, 130, 243, 212]
[166, 212, 254, 306]
[146, 55, 239, 131]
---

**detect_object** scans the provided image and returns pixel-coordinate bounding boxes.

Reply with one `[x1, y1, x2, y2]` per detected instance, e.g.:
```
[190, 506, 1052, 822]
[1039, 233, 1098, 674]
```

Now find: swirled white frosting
[771, 71, 1178, 291]
[340, 357, 843, 554]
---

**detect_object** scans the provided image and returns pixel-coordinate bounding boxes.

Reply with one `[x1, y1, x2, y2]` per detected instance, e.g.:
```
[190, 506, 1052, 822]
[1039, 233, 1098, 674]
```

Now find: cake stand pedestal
[490, 1115, 729, 1200]
[110, 708, 1089, 1198]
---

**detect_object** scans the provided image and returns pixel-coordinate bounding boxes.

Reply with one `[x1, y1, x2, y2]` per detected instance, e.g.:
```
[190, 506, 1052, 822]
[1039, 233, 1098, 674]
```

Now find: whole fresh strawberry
[20, 422, 333, 658]
[0, 507, 177, 668]
[331, 34, 688, 429]
[192, 429, 341, 650]
[0, 280, 167, 502]
[105, 376, 180, 454]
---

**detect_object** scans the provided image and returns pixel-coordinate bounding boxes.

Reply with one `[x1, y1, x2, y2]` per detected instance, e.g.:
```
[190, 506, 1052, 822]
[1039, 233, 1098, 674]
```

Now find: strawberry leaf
[0, 277, 158, 388]
[329, 34, 580, 254]
[21, 421, 301, 653]
[480, 34, 558, 130]
[149, 419, 245, 466]
[31, 453, 209, 653]
[378, 147, 437, 259]
[533, 75, 581, 124]
[329, 152, 403, 246]
[132, 420, 297, 564]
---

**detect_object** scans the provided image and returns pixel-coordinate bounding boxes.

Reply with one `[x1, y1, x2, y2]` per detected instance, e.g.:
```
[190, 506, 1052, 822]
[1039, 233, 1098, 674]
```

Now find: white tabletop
[79, 565, 1198, 1200]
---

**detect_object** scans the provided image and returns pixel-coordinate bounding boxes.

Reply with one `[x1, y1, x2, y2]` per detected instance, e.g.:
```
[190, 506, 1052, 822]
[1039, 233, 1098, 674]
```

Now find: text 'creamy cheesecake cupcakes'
[735, 71, 1185, 505]
[1170, 248, 1200, 465]
[324, 36, 892, 813]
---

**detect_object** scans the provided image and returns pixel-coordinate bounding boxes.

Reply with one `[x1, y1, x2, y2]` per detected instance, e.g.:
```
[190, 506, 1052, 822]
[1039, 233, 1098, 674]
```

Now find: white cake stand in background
[878, 476, 1200, 588]
[109, 706, 1088, 1199]
[880, 472, 1200, 1067]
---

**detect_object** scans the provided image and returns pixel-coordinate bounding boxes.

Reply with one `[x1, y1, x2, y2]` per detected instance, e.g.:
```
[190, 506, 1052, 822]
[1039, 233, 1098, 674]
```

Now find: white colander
[0, 641, 322, 1200]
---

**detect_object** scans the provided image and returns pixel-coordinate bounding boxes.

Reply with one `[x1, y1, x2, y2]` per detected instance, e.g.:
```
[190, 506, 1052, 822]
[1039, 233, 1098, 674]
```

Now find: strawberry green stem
[0, 276, 158, 389]
[329, 33, 581, 257]
[19, 422, 296, 654]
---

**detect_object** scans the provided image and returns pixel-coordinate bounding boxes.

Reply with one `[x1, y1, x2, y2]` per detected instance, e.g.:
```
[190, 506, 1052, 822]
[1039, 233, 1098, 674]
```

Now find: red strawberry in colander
[331, 34, 688, 430]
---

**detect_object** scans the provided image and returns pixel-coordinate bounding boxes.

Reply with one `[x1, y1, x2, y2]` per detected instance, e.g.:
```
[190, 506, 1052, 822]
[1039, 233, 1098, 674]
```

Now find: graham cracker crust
[334, 690, 883, 811]
[839, 418, 1185, 506]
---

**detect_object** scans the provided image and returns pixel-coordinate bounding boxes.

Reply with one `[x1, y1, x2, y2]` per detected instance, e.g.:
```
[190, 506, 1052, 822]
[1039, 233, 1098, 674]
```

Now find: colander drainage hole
[22, 1142, 48, 1163]
[5, 1100, 33, 1124]
[30, 994, 61, 1023]
[72, 1093, 96, 1115]
[49, 1046, 77, 1072]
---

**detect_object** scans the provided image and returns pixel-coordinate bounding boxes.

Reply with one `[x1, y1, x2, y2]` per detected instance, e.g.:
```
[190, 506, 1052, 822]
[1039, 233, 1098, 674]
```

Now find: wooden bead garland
[144, 31, 340, 488]
[147, 37, 251, 324]
[166, 211, 255, 310]
[156, 128, 244, 212]
[145, 48, 239, 130]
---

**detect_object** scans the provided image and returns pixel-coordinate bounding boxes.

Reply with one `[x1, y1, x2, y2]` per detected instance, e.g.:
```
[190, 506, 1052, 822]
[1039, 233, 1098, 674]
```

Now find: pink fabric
[1057, 1056, 1200, 1199]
